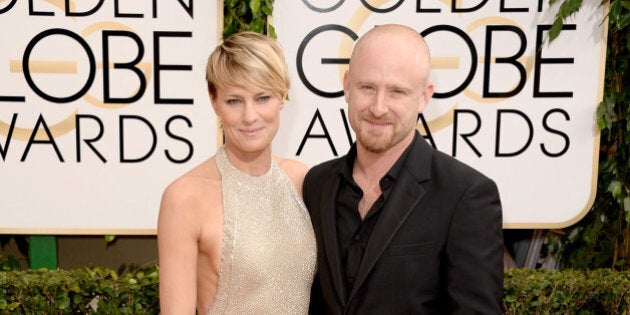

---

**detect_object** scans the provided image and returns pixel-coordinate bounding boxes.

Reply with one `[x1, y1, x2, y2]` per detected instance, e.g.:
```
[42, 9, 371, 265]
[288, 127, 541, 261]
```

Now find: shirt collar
[339, 144, 358, 185]
[339, 132, 418, 191]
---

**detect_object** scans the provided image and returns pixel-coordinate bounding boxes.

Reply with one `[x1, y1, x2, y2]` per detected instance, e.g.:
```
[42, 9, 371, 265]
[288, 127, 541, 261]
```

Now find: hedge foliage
[1, 267, 629, 314]
[504, 268, 630, 314]
[0, 266, 158, 314]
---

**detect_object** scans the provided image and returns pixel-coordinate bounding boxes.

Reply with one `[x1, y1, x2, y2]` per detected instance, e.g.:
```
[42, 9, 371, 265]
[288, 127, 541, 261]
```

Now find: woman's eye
[227, 99, 241, 105]
[257, 95, 271, 102]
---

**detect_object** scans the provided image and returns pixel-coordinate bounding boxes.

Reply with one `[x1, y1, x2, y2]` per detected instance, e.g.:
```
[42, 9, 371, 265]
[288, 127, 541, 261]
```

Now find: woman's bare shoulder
[276, 156, 308, 176]
[275, 156, 309, 195]
[160, 157, 222, 217]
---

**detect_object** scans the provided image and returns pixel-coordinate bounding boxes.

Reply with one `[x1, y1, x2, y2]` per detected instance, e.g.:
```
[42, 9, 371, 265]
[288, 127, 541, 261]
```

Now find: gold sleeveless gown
[207, 147, 317, 314]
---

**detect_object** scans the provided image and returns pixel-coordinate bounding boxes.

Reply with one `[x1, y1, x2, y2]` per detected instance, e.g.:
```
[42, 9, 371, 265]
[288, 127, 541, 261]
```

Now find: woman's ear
[210, 92, 218, 111]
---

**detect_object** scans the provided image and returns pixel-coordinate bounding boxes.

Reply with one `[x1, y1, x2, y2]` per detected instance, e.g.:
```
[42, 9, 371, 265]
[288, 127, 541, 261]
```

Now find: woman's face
[212, 84, 283, 156]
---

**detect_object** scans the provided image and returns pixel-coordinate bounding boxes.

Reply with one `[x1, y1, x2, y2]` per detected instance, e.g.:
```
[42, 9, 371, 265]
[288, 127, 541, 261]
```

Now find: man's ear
[418, 82, 435, 113]
[343, 70, 350, 103]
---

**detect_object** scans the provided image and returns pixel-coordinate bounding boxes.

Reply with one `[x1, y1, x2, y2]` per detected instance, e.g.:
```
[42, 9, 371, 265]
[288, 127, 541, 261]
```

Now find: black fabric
[335, 136, 415, 300]
[303, 131, 504, 315]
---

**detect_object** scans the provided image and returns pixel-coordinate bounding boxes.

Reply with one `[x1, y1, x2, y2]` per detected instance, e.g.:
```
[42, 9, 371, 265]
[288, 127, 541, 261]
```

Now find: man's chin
[358, 138, 390, 153]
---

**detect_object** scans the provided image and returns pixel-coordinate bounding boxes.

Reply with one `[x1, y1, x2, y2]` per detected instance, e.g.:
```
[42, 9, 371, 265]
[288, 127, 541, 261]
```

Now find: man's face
[344, 39, 431, 154]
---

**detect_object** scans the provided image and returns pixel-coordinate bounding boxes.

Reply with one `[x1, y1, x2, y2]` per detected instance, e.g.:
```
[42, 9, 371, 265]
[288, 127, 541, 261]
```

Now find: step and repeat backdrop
[0, 1, 220, 233]
[0, 1, 607, 233]
[271, 0, 607, 228]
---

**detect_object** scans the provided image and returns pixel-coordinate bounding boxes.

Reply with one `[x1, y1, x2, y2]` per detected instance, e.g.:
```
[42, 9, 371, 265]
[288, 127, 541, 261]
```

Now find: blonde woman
[158, 32, 316, 314]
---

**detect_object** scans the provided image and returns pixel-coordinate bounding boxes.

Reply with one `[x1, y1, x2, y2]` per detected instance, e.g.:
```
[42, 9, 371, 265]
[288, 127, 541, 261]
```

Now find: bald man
[303, 24, 504, 314]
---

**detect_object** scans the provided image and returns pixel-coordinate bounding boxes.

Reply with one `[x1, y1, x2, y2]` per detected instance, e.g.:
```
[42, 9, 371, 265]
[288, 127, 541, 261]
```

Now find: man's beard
[355, 114, 398, 153]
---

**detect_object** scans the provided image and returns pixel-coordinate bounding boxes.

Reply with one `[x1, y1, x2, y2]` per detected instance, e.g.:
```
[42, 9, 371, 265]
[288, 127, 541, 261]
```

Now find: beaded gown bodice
[207, 147, 317, 314]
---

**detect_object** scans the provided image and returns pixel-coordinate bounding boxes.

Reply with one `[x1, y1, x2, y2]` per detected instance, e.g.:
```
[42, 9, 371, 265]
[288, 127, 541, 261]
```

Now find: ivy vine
[223, 0, 276, 38]
[546, 0, 630, 270]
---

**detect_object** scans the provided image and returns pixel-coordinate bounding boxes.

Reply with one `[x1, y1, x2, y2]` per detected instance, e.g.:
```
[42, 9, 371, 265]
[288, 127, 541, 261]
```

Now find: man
[303, 24, 504, 314]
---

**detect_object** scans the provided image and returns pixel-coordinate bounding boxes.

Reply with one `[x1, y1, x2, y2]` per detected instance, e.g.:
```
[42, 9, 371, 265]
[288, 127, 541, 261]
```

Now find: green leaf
[8, 302, 20, 311]
[549, 17, 564, 42]
[262, 5, 272, 15]
[607, 180, 622, 198]
[237, 2, 248, 16]
[224, 12, 233, 26]
[104, 235, 116, 245]
[596, 98, 614, 130]
[110, 270, 119, 281]
[618, 11, 630, 29]
[567, 227, 581, 242]
[610, 0, 622, 23]
[226, 0, 239, 7]
[249, 18, 265, 33]
[69, 284, 81, 294]
[249, 0, 261, 13]
[268, 24, 277, 39]
[596, 113, 606, 130]
[224, 21, 238, 38]
[558, 0, 583, 18]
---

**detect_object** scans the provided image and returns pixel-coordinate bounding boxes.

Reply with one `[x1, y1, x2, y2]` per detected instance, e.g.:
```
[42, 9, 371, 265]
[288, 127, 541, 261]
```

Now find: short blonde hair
[206, 32, 290, 99]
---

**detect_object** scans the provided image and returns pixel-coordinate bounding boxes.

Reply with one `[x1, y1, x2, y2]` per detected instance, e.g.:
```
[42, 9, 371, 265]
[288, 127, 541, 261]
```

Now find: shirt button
[354, 234, 361, 241]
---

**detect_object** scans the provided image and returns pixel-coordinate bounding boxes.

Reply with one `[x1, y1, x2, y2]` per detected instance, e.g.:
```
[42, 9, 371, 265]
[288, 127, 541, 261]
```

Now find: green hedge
[504, 269, 630, 314]
[1, 267, 629, 314]
[0, 266, 158, 314]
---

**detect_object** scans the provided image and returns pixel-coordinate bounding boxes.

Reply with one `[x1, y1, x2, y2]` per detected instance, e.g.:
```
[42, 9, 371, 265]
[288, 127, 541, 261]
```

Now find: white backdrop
[0, 1, 608, 233]
[272, 0, 607, 228]
[0, 1, 220, 234]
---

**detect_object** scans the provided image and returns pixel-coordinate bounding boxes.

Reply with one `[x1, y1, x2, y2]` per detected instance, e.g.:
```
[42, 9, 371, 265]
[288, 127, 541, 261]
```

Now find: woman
[157, 32, 316, 314]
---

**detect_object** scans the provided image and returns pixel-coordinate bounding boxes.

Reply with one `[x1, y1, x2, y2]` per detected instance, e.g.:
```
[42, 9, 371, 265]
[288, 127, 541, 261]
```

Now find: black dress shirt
[335, 136, 416, 300]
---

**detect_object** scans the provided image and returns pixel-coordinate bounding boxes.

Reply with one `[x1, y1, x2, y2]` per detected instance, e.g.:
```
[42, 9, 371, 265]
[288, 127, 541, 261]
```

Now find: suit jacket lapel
[348, 135, 433, 302]
[319, 165, 347, 306]
[347, 172, 425, 301]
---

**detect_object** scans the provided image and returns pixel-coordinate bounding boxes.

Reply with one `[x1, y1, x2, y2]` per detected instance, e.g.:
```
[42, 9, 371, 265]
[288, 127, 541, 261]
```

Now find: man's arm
[446, 176, 504, 314]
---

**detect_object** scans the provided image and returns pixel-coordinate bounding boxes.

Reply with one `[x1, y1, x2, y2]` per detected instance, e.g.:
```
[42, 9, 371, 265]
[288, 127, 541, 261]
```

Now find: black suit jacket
[303, 133, 504, 314]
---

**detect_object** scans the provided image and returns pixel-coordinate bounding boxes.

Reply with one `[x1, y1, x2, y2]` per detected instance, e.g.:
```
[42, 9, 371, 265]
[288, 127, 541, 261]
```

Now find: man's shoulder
[426, 148, 497, 191]
[302, 155, 347, 198]
[307, 155, 346, 178]
[432, 149, 484, 174]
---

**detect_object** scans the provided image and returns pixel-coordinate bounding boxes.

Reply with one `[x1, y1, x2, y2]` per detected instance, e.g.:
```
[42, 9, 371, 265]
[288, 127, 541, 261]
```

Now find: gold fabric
[207, 147, 317, 314]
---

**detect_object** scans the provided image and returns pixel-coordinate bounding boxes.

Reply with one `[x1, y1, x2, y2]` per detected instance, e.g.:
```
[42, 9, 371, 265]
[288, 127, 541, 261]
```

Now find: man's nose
[370, 92, 389, 117]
